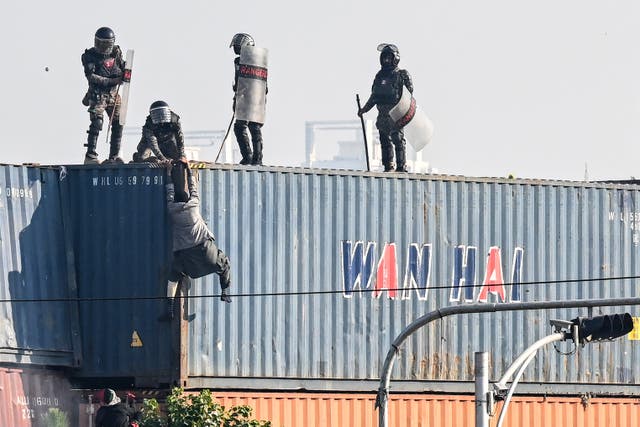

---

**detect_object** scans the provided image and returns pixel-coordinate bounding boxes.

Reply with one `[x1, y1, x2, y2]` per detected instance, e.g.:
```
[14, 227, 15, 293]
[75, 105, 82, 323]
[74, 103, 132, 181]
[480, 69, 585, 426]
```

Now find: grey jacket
[166, 172, 214, 252]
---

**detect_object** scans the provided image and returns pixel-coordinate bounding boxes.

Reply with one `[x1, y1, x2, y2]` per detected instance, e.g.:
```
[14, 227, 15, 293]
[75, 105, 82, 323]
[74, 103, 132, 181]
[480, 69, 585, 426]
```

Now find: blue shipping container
[64, 165, 640, 395]
[61, 165, 173, 385]
[0, 165, 80, 367]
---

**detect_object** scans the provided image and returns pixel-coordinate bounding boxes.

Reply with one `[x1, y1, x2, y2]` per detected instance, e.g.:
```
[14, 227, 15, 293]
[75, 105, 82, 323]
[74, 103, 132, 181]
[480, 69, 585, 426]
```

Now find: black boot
[107, 124, 124, 164]
[394, 141, 408, 172]
[84, 132, 100, 165]
[249, 124, 263, 165]
[234, 122, 253, 164]
[381, 144, 395, 172]
[251, 140, 263, 166]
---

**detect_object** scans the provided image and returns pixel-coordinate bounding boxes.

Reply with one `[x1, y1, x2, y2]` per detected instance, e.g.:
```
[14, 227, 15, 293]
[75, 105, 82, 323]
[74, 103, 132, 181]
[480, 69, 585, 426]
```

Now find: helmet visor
[377, 43, 398, 53]
[95, 37, 114, 55]
[150, 106, 171, 124]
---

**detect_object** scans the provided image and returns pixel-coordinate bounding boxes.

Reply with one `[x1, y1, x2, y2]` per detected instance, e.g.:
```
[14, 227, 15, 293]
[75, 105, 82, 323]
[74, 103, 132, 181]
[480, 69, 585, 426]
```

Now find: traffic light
[572, 313, 634, 344]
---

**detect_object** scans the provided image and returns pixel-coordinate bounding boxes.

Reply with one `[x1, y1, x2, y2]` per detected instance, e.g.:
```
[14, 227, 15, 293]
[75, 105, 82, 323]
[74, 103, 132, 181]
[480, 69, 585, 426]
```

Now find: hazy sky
[1, 0, 639, 180]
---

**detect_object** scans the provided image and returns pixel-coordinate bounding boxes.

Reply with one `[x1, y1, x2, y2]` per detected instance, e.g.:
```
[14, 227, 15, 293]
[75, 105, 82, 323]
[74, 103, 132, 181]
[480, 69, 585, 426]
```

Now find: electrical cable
[0, 274, 638, 303]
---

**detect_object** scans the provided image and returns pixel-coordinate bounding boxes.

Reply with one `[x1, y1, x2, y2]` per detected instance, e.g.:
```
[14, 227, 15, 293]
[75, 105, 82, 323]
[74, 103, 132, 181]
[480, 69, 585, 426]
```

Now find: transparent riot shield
[235, 46, 268, 124]
[119, 49, 134, 125]
[389, 88, 433, 151]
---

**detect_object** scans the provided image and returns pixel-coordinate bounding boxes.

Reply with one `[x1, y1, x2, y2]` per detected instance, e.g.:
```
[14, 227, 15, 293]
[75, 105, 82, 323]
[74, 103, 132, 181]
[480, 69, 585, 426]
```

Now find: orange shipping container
[212, 391, 640, 427]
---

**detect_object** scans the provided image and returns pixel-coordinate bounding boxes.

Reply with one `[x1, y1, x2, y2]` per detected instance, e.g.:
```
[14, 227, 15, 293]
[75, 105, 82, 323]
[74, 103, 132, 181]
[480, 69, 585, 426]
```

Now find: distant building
[304, 120, 433, 173]
[125, 120, 435, 171]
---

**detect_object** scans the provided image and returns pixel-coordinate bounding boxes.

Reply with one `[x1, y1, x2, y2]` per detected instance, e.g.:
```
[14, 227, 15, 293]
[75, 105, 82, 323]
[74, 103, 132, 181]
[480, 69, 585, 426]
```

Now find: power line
[1, 274, 639, 303]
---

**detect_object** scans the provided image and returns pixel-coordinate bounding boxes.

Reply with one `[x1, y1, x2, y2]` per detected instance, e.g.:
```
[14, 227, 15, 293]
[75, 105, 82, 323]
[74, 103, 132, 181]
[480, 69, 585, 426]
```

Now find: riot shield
[235, 46, 268, 124]
[119, 49, 134, 125]
[389, 88, 433, 151]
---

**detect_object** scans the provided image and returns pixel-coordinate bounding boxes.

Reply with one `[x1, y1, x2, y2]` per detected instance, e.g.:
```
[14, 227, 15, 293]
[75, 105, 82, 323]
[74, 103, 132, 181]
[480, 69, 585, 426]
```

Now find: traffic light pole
[474, 352, 490, 427]
[493, 332, 567, 427]
[376, 297, 640, 427]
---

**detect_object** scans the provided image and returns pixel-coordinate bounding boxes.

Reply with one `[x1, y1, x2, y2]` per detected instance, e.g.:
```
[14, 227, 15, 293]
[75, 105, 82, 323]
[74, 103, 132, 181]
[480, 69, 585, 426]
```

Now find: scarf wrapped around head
[103, 388, 121, 406]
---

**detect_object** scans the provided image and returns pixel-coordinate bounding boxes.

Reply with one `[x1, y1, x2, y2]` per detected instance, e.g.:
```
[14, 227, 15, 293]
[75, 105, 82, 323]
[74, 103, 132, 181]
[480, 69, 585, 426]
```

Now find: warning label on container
[131, 330, 143, 347]
[628, 317, 640, 340]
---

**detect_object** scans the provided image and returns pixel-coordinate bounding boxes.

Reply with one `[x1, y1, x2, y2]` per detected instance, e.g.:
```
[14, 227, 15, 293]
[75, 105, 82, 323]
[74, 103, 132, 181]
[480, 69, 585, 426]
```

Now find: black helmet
[230, 33, 255, 55]
[149, 100, 171, 125]
[94, 27, 115, 55]
[377, 43, 400, 69]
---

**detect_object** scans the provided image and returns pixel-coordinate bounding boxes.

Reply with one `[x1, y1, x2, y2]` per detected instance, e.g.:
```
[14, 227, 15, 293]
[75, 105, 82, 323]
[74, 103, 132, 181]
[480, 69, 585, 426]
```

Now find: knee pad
[89, 115, 103, 134]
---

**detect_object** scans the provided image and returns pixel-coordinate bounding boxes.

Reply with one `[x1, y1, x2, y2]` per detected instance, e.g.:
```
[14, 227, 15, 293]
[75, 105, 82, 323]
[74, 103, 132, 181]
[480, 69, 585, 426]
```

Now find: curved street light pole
[376, 297, 640, 427]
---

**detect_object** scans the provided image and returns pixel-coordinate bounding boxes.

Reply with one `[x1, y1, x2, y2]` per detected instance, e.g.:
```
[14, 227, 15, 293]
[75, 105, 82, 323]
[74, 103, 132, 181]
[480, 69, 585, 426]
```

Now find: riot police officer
[132, 101, 186, 163]
[358, 44, 413, 172]
[81, 27, 125, 164]
[230, 33, 266, 165]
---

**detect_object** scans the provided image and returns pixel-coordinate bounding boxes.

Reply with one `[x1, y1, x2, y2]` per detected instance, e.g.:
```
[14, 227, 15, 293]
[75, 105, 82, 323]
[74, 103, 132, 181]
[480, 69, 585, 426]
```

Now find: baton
[356, 94, 370, 172]
[215, 113, 235, 163]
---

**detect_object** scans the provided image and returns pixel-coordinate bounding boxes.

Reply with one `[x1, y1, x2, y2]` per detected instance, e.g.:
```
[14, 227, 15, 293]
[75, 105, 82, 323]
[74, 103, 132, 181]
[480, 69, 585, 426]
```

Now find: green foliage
[140, 398, 165, 427]
[153, 387, 271, 427]
[167, 388, 221, 427]
[42, 408, 70, 427]
[223, 404, 272, 427]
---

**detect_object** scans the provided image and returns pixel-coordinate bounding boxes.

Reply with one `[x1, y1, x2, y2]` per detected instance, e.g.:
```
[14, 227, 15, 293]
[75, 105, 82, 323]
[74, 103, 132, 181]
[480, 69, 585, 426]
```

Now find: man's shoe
[220, 289, 232, 304]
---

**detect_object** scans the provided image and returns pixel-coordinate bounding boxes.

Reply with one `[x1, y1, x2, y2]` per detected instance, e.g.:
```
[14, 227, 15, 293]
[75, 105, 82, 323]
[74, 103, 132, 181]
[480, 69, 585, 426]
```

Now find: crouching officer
[132, 101, 186, 163]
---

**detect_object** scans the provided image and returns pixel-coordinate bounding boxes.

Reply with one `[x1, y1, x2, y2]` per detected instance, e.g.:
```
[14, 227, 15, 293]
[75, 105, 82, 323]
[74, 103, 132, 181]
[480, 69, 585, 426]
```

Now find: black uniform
[95, 402, 140, 427]
[81, 28, 125, 164]
[230, 33, 264, 165]
[360, 45, 414, 172]
[133, 112, 186, 163]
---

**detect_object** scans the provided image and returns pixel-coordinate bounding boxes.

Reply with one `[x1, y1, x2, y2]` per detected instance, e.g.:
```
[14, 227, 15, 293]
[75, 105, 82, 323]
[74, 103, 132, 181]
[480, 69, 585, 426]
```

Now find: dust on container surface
[61, 164, 173, 385]
[185, 168, 640, 392]
[0, 365, 80, 427]
[58, 164, 640, 394]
